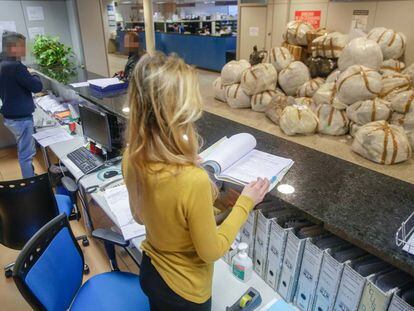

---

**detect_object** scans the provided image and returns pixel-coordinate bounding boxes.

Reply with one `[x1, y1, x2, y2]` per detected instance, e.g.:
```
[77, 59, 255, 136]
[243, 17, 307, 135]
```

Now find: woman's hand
[241, 178, 270, 206]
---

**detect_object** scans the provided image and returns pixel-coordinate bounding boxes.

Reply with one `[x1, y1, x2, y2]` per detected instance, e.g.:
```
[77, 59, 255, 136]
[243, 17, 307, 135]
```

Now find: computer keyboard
[67, 147, 104, 174]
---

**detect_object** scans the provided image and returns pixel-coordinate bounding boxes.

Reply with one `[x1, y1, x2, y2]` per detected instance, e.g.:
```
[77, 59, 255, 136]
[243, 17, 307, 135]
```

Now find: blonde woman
[123, 52, 270, 310]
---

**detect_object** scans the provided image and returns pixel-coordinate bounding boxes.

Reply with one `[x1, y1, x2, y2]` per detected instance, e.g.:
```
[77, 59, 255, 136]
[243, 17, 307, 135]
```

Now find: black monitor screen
[79, 105, 112, 151]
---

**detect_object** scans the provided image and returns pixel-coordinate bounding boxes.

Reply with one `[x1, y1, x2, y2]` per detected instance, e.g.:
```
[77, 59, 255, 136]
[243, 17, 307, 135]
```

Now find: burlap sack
[390, 90, 414, 113]
[367, 27, 406, 60]
[407, 131, 414, 150]
[278, 61, 310, 96]
[264, 47, 293, 72]
[352, 120, 412, 164]
[338, 37, 383, 72]
[316, 103, 349, 135]
[390, 112, 414, 149]
[297, 78, 325, 97]
[306, 57, 337, 78]
[240, 63, 277, 96]
[390, 111, 414, 131]
[221, 60, 250, 86]
[295, 97, 319, 112]
[346, 98, 391, 125]
[279, 105, 319, 136]
[311, 32, 348, 59]
[283, 21, 313, 46]
[313, 82, 346, 110]
[326, 69, 341, 83]
[403, 63, 414, 82]
[265, 95, 295, 125]
[380, 74, 413, 101]
[336, 65, 382, 106]
[251, 90, 278, 112]
[213, 77, 227, 102]
[349, 122, 362, 138]
[225, 84, 251, 109]
[380, 59, 405, 75]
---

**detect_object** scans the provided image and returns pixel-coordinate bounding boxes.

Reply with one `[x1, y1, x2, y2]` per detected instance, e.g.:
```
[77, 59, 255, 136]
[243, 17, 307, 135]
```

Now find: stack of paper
[104, 185, 146, 241]
[87, 78, 124, 88]
[35, 95, 67, 114]
[32, 127, 73, 147]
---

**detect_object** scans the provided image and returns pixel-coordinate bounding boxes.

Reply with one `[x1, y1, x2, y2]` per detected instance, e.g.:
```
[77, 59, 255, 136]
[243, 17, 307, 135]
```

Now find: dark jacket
[124, 52, 143, 80]
[0, 60, 43, 119]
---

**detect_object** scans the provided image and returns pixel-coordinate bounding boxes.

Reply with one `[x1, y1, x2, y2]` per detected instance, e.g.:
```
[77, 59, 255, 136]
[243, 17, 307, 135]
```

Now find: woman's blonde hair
[126, 52, 216, 210]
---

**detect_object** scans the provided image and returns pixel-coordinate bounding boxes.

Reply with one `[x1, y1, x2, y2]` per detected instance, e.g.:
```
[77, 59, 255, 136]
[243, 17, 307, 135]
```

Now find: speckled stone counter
[35, 67, 414, 276]
[197, 112, 414, 276]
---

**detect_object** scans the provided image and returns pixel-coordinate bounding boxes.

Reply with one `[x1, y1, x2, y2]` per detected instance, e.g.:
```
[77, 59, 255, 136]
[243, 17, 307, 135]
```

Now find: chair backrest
[0, 173, 59, 250]
[13, 213, 84, 311]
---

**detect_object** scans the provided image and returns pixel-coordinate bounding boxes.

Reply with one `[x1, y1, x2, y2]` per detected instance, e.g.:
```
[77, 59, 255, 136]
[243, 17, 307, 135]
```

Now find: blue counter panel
[139, 32, 236, 71]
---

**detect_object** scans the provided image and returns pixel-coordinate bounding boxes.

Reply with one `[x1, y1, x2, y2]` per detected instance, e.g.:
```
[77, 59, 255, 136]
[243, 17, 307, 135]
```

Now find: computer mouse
[103, 170, 119, 179]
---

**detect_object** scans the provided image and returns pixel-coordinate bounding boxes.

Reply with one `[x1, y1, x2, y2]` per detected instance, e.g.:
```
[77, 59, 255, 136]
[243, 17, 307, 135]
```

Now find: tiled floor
[0, 147, 112, 310]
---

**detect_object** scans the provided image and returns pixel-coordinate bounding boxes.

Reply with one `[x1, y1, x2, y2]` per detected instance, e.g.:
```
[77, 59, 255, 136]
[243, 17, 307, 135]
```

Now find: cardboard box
[333, 258, 368, 311]
[357, 273, 398, 311]
[277, 230, 307, 302]
[388, 290, 414, 311]
[294, 238, 326, 311]
[265, 218, 291, 290]
[313, 248, 348, 311]
[253, 209, 295, 279]
[240, 210, 258, 258]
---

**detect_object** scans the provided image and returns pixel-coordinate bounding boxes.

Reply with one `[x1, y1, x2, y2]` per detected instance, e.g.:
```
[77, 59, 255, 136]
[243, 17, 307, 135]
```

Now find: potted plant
[32, 35, 76, 83]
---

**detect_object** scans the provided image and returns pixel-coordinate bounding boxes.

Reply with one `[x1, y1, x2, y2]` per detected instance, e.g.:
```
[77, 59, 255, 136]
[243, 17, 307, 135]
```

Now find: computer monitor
[79, 104, 112, 152]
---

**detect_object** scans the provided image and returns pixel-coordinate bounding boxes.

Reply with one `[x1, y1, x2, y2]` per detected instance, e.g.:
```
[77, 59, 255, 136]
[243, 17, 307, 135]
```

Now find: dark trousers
[140, 253, 212, 311]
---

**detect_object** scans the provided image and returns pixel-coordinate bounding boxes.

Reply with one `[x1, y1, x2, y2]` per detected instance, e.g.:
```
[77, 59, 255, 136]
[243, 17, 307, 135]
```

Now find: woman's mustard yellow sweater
[123, 155, 254, 303]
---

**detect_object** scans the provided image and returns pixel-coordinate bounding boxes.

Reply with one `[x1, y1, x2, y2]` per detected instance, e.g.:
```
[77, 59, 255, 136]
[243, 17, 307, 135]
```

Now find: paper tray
[89, 81, 128, 93]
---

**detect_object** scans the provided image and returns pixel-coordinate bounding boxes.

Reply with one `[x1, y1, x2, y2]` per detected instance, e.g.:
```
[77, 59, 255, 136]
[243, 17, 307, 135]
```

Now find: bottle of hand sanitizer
[232, 242, 253, 282]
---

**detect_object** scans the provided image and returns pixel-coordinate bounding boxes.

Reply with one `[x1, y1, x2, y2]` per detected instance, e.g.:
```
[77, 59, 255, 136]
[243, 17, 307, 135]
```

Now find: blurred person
[114, 31, 145, 81]
[123, 52, 270, 310]
[0, 31, 42, 178]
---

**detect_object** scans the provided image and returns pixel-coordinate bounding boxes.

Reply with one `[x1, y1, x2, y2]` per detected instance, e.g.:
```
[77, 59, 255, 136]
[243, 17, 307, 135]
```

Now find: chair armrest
[61, 176, 78, 194]
[92, 228, 129, 247]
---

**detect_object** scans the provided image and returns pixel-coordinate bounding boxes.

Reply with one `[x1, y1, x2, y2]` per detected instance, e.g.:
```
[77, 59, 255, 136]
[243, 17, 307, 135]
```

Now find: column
[143, 0, 155, 54]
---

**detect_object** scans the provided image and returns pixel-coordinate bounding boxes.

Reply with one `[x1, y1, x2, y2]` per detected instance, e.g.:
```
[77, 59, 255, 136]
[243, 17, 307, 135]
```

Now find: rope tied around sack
[337, 67, 379, 96]
[370, 122, 399, 164]
[380, 74, 412, 98]
[405, 92, 414, 113]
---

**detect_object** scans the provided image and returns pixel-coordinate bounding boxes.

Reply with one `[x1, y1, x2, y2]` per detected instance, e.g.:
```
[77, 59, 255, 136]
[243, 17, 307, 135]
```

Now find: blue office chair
[0, 173, 88, 278]
[13, 213, 149, 311]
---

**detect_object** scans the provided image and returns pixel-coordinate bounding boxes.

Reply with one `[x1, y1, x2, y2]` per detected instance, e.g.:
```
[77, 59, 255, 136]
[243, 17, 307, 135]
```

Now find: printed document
[104, 185, 146, 240]
[32, 127, 73, 147]
[201, 133, 293, 191]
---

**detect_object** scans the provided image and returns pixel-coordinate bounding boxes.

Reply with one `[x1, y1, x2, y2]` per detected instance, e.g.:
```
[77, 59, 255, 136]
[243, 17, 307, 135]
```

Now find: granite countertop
[36, 68, 414, 276]
[197, 112, 414, 276]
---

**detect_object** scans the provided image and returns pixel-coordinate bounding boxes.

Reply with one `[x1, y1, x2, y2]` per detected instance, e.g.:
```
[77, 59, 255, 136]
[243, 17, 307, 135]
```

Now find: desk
[37, 109, 282, 309]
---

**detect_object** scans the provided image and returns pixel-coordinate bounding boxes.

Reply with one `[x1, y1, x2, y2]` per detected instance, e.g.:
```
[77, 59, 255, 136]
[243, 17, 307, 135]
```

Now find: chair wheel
[5, 269, 12, 278]
[82, 239, 90, 247]
[83, 264, 90, 275]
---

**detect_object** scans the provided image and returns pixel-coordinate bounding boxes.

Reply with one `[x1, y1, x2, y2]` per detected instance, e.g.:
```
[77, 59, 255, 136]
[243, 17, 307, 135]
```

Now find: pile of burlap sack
[212, 21, 413, 164]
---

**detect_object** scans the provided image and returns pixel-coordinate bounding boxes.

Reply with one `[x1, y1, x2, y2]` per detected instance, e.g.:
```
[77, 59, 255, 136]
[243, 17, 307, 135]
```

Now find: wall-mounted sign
[26, 6, 44, 21]
[351, 9, 369, 31]
[249, 27, 259, 37]
[294, 10, 321, 29]
[28, 27, 45, 40]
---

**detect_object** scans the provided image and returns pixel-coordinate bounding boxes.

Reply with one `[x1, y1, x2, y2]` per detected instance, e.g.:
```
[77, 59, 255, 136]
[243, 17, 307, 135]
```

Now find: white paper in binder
[104, 185, 146, 241]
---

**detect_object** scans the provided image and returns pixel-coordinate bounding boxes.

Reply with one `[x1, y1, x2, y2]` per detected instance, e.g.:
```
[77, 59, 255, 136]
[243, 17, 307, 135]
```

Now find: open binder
[200, 133, 294, 192]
